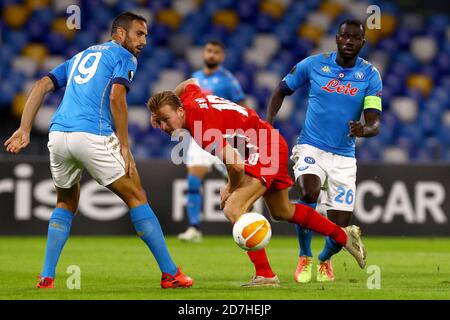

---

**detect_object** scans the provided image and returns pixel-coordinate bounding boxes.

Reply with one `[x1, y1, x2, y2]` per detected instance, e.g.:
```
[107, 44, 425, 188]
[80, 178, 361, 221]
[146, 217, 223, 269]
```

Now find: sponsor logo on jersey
[304, 156, 315, 164]
[321, 66, 331, 73]
[321, 79, 359, 96]
[298, 165, 309, 171]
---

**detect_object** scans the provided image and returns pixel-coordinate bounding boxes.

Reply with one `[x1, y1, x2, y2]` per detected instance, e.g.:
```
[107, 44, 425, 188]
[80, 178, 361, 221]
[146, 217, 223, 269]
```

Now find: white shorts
[291, 144, 357, 212]
[186, 136, 227, 175]
[47, 131, 126, 188]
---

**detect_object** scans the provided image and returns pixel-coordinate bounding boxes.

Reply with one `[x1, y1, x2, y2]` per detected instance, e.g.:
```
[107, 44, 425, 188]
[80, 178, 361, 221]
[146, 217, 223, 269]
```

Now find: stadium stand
[1, 0, 449, 162]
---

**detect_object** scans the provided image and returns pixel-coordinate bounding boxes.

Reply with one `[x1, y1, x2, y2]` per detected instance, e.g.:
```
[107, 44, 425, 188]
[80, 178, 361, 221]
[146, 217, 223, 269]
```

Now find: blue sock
[318, 236, 343, 262]
[41, 208, 74, 278]
[186, 175, 202, 228]
[294, 200, 316, 257]
[130, 204, 178, 275]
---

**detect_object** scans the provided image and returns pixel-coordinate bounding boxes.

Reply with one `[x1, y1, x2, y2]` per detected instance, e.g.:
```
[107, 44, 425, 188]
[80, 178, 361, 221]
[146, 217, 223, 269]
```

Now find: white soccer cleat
[343, 225, 366, 269]
[241, 275, 280, 287]
[178, 226, 203, 243]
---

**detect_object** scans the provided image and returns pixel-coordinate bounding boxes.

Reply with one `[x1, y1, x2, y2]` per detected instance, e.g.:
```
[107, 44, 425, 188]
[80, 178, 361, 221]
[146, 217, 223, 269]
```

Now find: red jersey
[180, 84, 293, 192]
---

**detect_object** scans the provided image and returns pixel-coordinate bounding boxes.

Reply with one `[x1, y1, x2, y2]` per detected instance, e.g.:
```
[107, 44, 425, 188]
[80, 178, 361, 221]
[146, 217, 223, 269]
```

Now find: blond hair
[147, 91, 182, 112]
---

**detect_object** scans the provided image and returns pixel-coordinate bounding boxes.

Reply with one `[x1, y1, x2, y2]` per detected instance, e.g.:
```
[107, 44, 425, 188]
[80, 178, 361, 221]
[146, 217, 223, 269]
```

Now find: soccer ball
[232, 212, 272, 251]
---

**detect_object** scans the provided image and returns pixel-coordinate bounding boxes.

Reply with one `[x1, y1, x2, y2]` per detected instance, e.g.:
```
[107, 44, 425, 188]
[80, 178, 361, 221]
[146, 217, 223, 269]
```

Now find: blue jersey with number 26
[48, 40, 137, 136]
[282, 51, 382, 158]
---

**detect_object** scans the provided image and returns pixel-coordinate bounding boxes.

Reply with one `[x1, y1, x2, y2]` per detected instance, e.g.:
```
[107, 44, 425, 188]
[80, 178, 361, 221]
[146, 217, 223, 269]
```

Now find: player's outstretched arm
[4, 76, 55, 154]
[266, 84, 287, 125]
[110, 83, 134, 177]
[218, 143, 245, 208]
[174, 78, 200, 96]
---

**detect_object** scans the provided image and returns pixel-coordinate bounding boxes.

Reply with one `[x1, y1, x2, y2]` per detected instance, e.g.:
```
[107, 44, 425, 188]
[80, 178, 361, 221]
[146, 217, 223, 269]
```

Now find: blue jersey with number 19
[48, 40, 137, 136]
[282, 51, 382, 158]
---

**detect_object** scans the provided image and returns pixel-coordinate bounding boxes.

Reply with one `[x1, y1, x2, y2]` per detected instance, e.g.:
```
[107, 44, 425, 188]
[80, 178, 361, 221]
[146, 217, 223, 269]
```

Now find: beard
[204, 60, 220, 69]
[123, 37, 140, 57]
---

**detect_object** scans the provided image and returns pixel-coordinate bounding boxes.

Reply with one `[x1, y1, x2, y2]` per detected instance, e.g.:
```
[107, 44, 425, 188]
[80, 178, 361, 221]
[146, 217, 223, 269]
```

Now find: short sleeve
[180, 83, 203, 102]
[48, 61, 69, 90]
[281, 56, 314, 95]
[364, 66, 383, 113]
[111, 54, 137, 92]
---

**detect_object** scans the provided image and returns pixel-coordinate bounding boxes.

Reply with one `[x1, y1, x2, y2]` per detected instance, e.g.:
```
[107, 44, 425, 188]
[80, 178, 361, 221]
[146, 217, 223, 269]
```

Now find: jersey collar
[331, 51, 361, 70]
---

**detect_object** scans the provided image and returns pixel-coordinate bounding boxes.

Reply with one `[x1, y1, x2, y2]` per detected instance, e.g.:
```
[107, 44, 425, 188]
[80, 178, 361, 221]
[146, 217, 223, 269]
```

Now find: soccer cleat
[317, 260, 335, 282]
[178, 226, 203, 243]
[343, 225, 366, 269]
[294, 256, 313, 283]
[241, 275, 280, 287]
[160, 267, 193, 289]
[36, 276, 55, 289]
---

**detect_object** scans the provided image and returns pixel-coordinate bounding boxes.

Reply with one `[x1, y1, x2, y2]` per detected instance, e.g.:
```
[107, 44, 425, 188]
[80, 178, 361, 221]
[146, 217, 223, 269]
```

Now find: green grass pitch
[1, 236, 449, 300]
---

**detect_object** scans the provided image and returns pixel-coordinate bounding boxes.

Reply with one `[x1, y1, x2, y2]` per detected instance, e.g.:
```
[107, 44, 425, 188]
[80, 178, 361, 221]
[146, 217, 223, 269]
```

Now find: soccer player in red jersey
[147, 79, 366, 286]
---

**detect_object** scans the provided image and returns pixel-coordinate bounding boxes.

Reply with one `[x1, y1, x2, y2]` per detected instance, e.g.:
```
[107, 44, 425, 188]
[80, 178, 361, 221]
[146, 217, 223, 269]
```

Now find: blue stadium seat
[256, 13, 276, 33]
[0, 82, 17, 106]
[395, 28, 415, 51]
[25, 15, 49, 42]
[234, 70, 253, 94]
[237, 0, 259, 22]
[438, 126, 450, 146]
[127, 82, 148, 105]
[45, 33, 68, 55]
[377, 37, 399, 56]
[4, 30, 29, 53]
[1, 0, 448, 161]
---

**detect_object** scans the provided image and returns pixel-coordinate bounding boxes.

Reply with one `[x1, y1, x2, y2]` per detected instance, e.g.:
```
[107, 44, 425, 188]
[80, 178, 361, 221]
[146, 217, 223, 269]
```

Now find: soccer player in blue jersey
[178, 40, 246, 243]
[267, 19, 380, 283]
[4, 12, 193, 289]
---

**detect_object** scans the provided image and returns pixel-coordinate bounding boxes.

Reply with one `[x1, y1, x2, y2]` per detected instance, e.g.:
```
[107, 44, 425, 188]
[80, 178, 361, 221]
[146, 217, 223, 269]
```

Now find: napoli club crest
[304, 157, 315, 164]
[354, 71, 364, 80]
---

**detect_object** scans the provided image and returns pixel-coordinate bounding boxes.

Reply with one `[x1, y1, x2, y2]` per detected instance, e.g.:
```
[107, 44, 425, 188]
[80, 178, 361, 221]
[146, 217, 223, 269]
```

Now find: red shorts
[244, 126, 293, 193]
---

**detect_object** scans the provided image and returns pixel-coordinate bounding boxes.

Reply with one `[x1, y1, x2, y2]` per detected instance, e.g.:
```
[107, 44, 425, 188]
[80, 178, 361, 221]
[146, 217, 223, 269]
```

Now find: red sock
[247, 249, 275, 278]
[291, 203, 347, 246]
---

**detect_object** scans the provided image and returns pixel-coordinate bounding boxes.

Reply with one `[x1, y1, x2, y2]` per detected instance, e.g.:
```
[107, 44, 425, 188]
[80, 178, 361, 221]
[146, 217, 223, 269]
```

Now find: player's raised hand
[348, 121, 365, 137]
[4, 129, 30, 154]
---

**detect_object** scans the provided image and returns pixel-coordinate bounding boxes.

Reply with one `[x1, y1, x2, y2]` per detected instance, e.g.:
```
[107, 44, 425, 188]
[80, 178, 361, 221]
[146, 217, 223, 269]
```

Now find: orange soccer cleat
[160, 267, 193, 289]
[317, 260, 335, 282]
[294, 256, 313, 283]
[36, 276, 55, 289]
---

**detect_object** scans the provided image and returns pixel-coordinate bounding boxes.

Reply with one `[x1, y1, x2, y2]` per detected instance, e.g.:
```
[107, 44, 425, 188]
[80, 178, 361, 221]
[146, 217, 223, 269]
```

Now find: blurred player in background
[267, 19, 381, 283]
[4, 12, 193, 289]
[148, 79, 367, 287]
[178, 40, 246, 243]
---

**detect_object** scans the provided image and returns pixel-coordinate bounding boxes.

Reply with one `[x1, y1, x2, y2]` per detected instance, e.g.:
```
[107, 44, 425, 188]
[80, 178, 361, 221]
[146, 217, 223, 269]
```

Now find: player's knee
[134, 186, 147, 203]
[126, 185, 147, 206]
[270, 206, 291, 221]
[266, 199, 292, 221]
[56, 200, 78, 214]
[299, 190, 320, 203]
